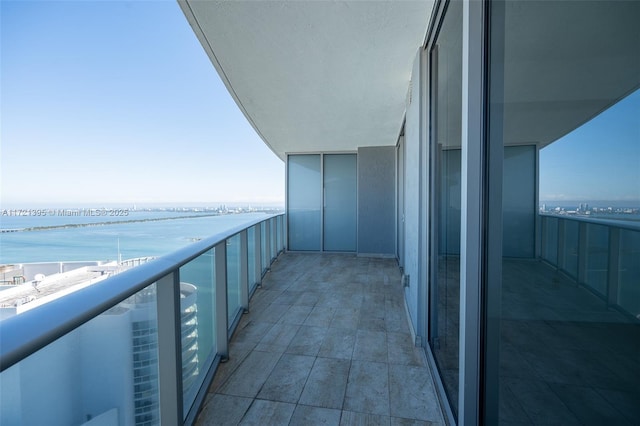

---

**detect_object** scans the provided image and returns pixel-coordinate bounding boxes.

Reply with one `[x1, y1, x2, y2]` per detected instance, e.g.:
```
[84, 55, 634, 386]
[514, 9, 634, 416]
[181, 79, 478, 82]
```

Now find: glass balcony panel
[0, 284, 160, 426]
[247, 226, 257, 293]
[179, 249, 216, 413]
[226, 234, 241, 325]
[585, 223, 609, 296]
[541, 216, 559, 264]
[276, 216, 282, 252]
[561, 219, 579, 278]
[618, 229, 640, 317]
[270, 219, 276, 260]
[260, 222, 268, 274]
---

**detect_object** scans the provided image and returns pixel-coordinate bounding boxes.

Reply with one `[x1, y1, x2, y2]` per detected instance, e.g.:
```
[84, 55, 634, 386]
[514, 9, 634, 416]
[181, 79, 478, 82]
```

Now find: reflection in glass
[619, 230, 640, 317]
[561, 219, 579, 278]
[487, 1, 640, 424]
[585, 223, 608, 296]
[179, 250, 216, 413]
[429, 0, 462, 418]
[541, 216, 559, 264]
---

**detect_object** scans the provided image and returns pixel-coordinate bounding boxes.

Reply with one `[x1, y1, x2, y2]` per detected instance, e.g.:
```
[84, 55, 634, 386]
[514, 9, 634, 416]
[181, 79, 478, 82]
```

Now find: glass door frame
[422, 0, 488, 424]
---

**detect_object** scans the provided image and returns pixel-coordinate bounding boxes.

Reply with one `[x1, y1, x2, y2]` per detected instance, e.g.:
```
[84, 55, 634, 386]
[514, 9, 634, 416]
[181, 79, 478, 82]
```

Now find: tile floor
[195, 253, 445, 425]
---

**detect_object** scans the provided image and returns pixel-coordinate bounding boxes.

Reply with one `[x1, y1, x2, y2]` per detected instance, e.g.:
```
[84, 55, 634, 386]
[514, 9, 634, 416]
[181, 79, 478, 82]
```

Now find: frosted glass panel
[324, 154, 357, 251]
[288, 155, 321, 250]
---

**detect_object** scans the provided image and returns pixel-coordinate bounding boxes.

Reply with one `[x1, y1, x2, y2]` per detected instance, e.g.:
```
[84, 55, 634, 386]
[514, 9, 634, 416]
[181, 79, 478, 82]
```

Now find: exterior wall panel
[357, 146, 396, 255]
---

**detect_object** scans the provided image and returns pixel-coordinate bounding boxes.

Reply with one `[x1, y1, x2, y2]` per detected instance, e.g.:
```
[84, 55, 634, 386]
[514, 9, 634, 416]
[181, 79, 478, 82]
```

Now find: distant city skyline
[1, 1, 284, 208]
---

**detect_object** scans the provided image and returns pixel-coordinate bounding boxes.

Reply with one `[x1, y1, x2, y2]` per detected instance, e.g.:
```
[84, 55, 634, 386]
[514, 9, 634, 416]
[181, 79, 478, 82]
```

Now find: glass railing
[540, 213, 640, 319]
[0, 213, 285, 426]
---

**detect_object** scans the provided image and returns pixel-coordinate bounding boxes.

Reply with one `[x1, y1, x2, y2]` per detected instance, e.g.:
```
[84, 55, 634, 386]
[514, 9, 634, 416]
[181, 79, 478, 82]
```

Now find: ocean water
[0, 212, 272, 265]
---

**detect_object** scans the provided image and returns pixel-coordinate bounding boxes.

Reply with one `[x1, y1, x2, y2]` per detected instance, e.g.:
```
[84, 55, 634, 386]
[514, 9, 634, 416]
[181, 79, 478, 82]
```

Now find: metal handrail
[539, 212, 640, 232]
[0, 213, 284, 372]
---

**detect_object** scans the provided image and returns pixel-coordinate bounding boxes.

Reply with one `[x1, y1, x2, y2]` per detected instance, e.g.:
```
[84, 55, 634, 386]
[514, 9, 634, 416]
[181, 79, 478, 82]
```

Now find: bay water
[0, 212, 273, 265]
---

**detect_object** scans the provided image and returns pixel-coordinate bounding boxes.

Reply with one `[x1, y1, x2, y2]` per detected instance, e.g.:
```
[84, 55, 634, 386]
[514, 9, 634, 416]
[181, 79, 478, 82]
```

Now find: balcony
[432, 213, 639, 424]
[0, 214, 445, 425]
[196, 253, 444, 424]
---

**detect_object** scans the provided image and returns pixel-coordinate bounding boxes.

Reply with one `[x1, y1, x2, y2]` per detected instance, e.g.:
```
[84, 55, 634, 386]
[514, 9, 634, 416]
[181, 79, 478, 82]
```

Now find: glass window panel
[486, 1, 640, 424]
[323, 154, 357, 252]
[179, 249, 216, 412]
[0, 284, 159, 426]
[428, 0, 462, 419]
[287, 155, 321, 250]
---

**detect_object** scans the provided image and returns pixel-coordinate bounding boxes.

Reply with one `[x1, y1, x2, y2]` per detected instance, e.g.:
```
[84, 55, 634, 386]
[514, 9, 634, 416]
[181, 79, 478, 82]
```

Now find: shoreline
[2, 213, 223, 233]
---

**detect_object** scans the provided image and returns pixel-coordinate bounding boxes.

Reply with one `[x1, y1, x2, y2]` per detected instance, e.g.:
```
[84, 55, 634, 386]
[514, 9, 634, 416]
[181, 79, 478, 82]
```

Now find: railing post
[578, 222, 588, 284]
[607, 227, 621, 307]
[214, 242, 229, 361]
[239, 230, 249, 313]
[255, 225, 262, 286]
[156, 271, 183, 425]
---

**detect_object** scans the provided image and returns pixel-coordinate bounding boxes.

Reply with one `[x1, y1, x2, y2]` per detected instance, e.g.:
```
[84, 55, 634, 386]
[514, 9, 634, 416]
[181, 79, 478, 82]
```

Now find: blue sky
[539, 88, 640, 206]
[2, 1, 638, 209]
[1, 0, 284, 208]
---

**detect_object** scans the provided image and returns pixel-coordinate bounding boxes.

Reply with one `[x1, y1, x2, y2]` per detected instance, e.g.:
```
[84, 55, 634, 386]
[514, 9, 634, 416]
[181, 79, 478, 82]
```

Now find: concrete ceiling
[180, 0, 434, 160]
[436, 1, 639, 150]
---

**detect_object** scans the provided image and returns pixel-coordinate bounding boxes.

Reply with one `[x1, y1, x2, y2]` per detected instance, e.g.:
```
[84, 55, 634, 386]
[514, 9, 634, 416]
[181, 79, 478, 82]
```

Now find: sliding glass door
[287, 154, 357, 252]
[323, 154, 357, 252]
[288, 155, 321, 251]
